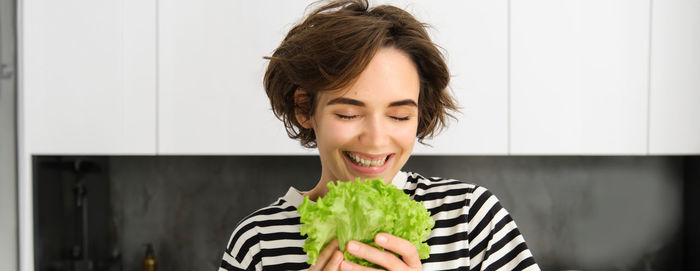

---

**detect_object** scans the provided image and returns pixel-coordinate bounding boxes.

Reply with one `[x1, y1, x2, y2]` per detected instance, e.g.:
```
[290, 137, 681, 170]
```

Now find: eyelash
[335, 114, 409, 121]
[392, 116, 410, 121]
[336, 114, 357, 120]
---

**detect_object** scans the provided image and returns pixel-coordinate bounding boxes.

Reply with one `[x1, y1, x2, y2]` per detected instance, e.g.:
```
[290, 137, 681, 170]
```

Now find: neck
[303, 178, 331, 201]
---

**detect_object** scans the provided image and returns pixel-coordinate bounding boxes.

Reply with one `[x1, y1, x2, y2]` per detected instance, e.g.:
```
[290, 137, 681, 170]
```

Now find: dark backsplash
[34, 156, 698, 271]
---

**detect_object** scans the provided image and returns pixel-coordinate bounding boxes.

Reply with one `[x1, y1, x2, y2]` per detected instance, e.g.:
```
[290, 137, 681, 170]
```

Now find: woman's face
[307, 47, 420, 184]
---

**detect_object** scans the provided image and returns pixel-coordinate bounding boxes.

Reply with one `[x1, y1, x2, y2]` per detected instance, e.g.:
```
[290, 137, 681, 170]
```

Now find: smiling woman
[300, 47, 420, 201]
[263, 0, 456, 149]
[219, 0, 540, 270]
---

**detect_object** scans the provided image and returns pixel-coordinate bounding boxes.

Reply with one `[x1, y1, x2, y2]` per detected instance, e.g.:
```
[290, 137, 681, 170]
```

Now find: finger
[322, 250, 344, 271]
[310, 239, 340, 271]
[345, 240, 404, 270]
[340, 260, 384, 271]
[374, 233, 421, 268]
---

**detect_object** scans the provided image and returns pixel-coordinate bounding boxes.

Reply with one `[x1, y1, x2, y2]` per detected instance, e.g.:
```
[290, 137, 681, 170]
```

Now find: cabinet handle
[0, 63, 13, 79]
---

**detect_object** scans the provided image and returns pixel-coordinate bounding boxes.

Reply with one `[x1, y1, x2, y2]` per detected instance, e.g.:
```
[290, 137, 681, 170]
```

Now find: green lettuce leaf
[298, 178, 435, 267]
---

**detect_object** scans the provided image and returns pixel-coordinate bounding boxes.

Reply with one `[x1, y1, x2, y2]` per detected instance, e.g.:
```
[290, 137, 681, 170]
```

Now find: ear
[294, 89, 313, 129]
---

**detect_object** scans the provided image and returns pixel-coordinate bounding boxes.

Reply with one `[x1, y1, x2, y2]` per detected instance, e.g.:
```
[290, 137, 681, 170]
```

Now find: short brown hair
[264, 0, 457, 148]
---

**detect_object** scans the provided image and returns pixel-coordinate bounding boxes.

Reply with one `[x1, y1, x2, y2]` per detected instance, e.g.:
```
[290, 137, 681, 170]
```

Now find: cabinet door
[23, 0, 157, 155]
[510, 0, 650, 155]
[158, 0, 313, 154]
[404, 0, 510, 155]
[648, 0, 700, 154]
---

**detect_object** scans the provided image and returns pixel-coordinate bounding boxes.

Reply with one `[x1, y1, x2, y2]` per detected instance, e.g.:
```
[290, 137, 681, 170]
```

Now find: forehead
[317, 47, 420, 105]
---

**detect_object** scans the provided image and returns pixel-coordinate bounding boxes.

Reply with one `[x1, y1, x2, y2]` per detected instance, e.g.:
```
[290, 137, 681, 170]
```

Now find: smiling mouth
[344, 152, 390, 167]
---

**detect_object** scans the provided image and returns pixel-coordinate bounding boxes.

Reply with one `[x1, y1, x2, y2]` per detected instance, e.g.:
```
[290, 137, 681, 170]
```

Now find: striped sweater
[220, 171, 540, 271]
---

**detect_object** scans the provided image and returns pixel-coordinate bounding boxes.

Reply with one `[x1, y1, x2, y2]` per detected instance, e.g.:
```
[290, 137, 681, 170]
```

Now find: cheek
[316, 117, 357, 148]
[400, 122, 419, 148]
[391, 120, 419, 151]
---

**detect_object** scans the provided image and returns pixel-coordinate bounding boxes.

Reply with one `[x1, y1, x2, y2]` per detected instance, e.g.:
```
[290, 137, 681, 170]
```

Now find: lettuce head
[297, 178, 435, 267]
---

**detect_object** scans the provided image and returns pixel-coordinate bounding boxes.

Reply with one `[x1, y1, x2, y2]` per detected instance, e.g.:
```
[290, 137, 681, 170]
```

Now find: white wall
[0, 0, 18, 270]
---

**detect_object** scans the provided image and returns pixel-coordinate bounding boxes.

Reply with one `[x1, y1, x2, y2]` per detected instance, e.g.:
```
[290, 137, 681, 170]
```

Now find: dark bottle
[143, 244, 157, 271]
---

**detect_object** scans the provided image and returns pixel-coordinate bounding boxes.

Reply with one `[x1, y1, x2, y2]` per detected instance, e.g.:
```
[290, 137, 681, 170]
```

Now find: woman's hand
[340, 233, 422, 271]
[309, 239, 344, 271]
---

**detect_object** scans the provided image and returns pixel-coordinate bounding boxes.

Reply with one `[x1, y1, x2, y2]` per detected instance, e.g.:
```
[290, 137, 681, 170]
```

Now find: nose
[359, 115, 390, 148]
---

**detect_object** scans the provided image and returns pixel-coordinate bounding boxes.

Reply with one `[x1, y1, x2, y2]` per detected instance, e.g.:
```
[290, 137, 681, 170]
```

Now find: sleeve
[219, 219, 263, 271]
[467, 186, 540, 271]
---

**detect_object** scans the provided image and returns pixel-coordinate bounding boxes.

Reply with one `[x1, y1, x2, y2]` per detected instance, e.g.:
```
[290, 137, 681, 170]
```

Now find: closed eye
[336, 114, 358, 120]
[391, 116, 410, 121]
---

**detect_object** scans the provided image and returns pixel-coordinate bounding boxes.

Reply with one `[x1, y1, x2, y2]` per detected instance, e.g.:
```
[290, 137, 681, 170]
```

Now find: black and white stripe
[220, 172, 540, 271]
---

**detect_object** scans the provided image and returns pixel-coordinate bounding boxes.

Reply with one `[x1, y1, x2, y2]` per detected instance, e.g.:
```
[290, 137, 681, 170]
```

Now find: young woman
[220, 1, 540, 270]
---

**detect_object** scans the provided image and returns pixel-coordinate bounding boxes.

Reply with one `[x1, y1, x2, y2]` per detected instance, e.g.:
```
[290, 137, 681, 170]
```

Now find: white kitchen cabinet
[157, 0, 314, 154]
[510, 0, 650, 155]
[22, 0, 157, 155]
[158, 0, 509, 155]
[648, 0, 700, 155]
[403, 0, 509, 155]
[22, 0, 698, 156]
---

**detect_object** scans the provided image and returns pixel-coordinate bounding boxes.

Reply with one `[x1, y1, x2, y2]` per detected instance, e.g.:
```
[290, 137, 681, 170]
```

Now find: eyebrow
[326, 97, 417, 107]
[389, 99, 418, 107]
[327, 97, 364, 106]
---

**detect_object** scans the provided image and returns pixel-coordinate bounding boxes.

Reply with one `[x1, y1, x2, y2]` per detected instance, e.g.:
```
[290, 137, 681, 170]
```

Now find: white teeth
[347, 152, 387, 167]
